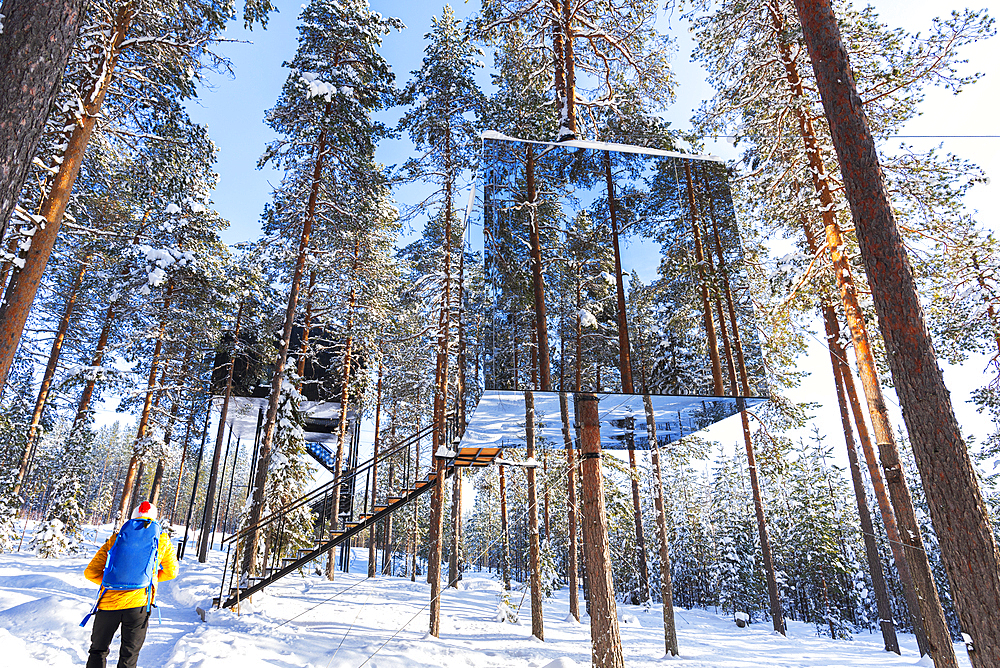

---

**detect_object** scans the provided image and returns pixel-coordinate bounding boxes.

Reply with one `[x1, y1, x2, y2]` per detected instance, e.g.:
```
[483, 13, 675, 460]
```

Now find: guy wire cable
[353, 450, 587, 668]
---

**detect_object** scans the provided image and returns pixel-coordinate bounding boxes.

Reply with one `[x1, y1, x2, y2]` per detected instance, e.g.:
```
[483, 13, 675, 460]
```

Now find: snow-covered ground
[0, 525, 972, 667]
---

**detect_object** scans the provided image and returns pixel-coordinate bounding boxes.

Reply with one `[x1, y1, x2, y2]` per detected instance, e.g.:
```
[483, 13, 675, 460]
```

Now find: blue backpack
[81, 519, 162, 626]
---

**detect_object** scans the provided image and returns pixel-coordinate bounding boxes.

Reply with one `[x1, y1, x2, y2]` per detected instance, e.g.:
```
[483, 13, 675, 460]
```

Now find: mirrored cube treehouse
[466, 132, 768, 449]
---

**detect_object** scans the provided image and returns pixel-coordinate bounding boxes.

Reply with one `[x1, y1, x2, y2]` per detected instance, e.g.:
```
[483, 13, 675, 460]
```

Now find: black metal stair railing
[214, 413, 486, 609]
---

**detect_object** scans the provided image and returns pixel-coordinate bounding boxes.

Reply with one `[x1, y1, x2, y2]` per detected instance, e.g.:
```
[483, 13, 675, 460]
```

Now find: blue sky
[173, 0, 999, 456]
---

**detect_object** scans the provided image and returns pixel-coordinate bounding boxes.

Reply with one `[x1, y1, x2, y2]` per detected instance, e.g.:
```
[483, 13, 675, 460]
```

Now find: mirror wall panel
[481, 133, 767, 401]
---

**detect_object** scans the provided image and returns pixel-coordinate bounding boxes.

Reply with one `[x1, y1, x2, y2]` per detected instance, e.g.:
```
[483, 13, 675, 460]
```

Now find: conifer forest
[0, 0, 998, 667]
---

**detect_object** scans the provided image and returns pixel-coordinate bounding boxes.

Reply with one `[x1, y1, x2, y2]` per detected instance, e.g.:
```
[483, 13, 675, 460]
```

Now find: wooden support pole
[578, 394, 624, 668]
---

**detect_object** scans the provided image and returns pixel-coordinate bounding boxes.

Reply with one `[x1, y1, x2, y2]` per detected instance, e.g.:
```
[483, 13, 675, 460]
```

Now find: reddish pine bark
[0, 0, 87, 236]
[561, 0, 577, 136]
[526, 147, 551, 390]
[116, 279, 173, 524]
[824, 304, 899, 654]
[578, 395, 624, 668]
[244, 113, 330, 579]
[12, 253, 90, 498]
[793, 2, 1000, 665]
[296, 270, 317, 379]
[603, 151, 634, 393]
[682, 160, 724, 394]
[559, 391, 580, 620]
[427, 128, 454, 635]
[770, 0, 943, 652]
[0, 3, 133, 387]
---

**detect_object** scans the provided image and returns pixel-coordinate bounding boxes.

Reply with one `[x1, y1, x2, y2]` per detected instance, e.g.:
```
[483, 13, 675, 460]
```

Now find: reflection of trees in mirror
[483, 137, 767, 398]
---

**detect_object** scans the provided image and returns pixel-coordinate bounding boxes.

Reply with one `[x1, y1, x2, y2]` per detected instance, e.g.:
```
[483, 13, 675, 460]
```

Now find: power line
[708, 134, 1000, 139]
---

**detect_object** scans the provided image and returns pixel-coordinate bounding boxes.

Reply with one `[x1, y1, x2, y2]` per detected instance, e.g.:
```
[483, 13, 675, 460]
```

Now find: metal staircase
[215, 416, 499, 610]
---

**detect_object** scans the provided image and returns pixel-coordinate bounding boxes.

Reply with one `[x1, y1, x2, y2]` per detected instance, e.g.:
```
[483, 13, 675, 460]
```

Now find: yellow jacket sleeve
[157, 533, 178, 583]
[85, 536, 114, 585]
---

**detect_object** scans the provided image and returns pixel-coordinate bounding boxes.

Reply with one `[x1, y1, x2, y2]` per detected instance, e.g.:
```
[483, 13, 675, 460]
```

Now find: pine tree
[32, 424, 92, 558]
[257, 372, 316, 567]
[397, 4, 484, 634]
[242, 0, 401, 579]
[0, 0, 87, 235]
[476, 0, 671, 139]
[0, 0, 240, 389]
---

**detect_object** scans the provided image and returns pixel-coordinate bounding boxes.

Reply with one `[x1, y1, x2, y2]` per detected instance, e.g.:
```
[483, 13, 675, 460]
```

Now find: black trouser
[86, 606, 151, 668]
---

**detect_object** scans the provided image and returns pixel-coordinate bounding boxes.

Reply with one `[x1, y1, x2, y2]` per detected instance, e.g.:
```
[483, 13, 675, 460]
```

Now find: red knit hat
[131, 501, 158, 521]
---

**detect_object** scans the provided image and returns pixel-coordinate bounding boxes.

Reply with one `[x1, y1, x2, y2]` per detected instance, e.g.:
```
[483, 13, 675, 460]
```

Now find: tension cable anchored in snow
[326, 586, 376, 668]
[353, 452, 586, 668]
[272, 576, 372, 630]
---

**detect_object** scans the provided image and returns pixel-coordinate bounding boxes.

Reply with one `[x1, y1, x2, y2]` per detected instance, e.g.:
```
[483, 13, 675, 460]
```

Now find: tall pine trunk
[549, 0, 570, 138]
[605, 152, 650, 599]
[71, 300, 117, 433]
[12, 253, 90, 498]
[0, 0, 87, 238]
[369, 359, 383, 578]
[116, 279, 173, 523]
[524, 390, 545, 640]
[0, 3, 133, 387]
[168, 396, 199, 521]
[325, 238, 360, 581]
[824, 304, 899, 653]
[682, 161, 723, 393]
[643, 394, 678, 655]
[578, 394, 624, 668]
[427, 128, 454, 635]
[526, 147, 551, 390]
[703, 163, 784, 634]
[793, 2, 1000, 664]
[199, 300, 244, 562]
[243, 114, 329, 578]
[559, 391, 580, 620]
[149, 345, 190, 506]
[499, 462, 511, 591]
[450, 231, 469, 587]
[771, 0, 943, 651]
[296, 270, 317, 379]
[560, 0, 578, 136]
